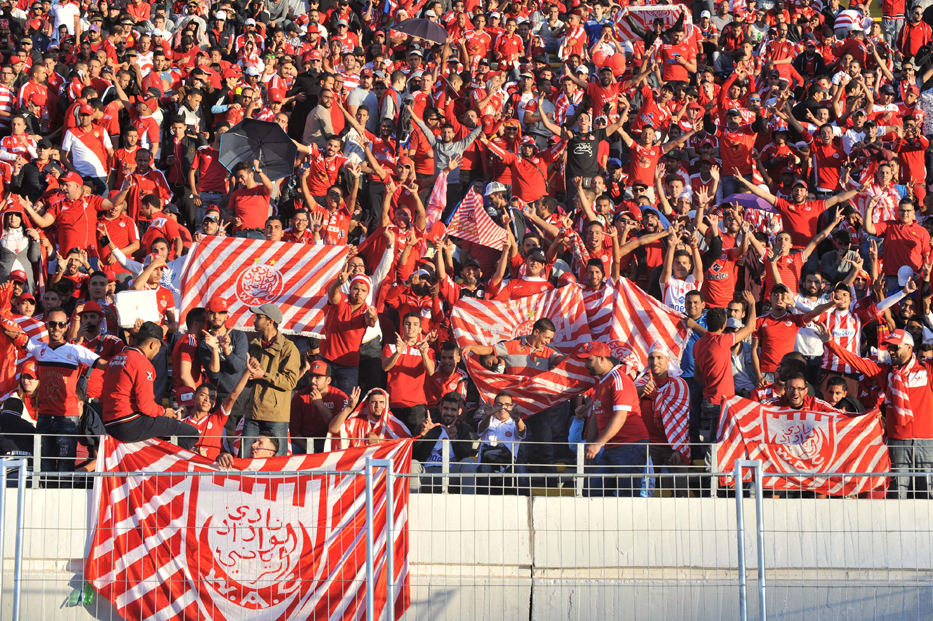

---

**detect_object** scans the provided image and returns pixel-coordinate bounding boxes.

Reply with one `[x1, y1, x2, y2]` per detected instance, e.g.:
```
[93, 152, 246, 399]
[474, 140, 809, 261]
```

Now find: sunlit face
[367, 393, 386, 419]
[647, 351, 669, 377]
[250, 436, 277, 457]
[786, 378, 807, 408]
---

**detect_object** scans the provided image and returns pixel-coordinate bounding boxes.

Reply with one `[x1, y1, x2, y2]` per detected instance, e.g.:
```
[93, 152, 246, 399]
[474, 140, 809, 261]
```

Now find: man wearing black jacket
[12, 138, 61, 202]
[414, 392, 478, 491]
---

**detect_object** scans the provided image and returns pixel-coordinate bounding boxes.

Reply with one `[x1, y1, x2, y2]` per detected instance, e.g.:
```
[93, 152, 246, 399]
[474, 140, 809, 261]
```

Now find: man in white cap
[637, 341, 690, 494]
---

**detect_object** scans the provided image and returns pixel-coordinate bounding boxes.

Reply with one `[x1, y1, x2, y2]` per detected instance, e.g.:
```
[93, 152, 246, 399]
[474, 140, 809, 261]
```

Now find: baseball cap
[78, 103, 94, 115]
[337, 18, 349, 26]
[9, 270, 27, 284]
[884, 329, 914, 347]
[223, 66, 241, 78]
[908, 85, 920, 95]
[575, 341, 612, 359]
[268, 88, 285, 102]
[792, 179, 808, 189]
[520, 135, 536, 147]
[771, 284, 790, 295]
[880, 83, 896, 95]
[214, 10, 226, 19]
[250, 303, 283, 324]
[463, 257, 482, 271]
[725, 317, 744, 330]
[408, 48, 423, 57]
[700, 9, 711, 17]
[245, 66, 260, 77]
[79, 301, 104, 315]
[244, 17, 256, 25]
[309, 50, 322, 60]
[898, 265, 915, 287]
[484, 181, 507, 196]
[9, 55, 22, 64]
[309, 360, 331, 377]
[203, 211, 219, 222]
[17, 291, 35, 303]
[19, 359, 37, 379]
[607, 157, 623, 168]
[206, 297, 229, 313]
[61, 171, 83, 185]
[397, 155, 414, 168]
[576, 65, 589, 75]
[360, 67, 373, 78]
[526, 248, 547, 263]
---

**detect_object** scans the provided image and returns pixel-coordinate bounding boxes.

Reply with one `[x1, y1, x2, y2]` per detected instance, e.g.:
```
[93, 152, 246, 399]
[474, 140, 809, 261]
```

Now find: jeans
[887, 438, 933, 499]
[721, 173, 754, 199]
[393, 404, 426, 435]
[329, 361, 359, 397]
[106, 415, 199, 451]
[36, 415, 79, 474]
[803, 354, 823, 388]
[240, 418, 290, 457]
[519, 404, 563, 468]
[881, 17, 904, 47]
[587, 441, 651, 497]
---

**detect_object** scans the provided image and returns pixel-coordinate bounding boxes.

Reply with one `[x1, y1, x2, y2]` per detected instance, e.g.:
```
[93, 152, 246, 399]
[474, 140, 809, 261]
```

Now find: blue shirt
[679, 313, 708, 379]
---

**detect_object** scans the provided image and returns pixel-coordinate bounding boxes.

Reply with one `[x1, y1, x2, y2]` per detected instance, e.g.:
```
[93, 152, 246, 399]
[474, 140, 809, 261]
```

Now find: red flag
[716, 396, 890, 496]
[608, 278, 693, 375]
[85, 436, 413, 621]
[581, 283, 614, 341]
[424, 170, 448, 231]
[179, 237, 348, 335]
[451, 286, 595, 416]
[445, 186, 508, 250]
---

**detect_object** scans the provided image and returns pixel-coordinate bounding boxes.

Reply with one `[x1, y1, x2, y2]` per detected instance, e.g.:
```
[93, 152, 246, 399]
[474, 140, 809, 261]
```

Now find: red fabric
[101, 346, 166, 422]
[754, 312, 806, 373]
[382, 342, 434, 407]
[874, 220, 932, 275]
[592, 364, 648, 445]
[321, 294, 370, 367]
[290, 385, 349, 439]
[694, 332, 736, 405]
[228, 184, 271, 231]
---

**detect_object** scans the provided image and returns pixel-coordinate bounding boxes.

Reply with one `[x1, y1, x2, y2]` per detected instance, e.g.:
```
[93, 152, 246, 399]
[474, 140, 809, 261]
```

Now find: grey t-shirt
[346, 87, 380, 132]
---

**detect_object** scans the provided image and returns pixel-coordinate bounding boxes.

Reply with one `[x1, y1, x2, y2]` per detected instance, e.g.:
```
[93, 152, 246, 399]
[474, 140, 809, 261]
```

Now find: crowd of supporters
[0, 0, 931, 497]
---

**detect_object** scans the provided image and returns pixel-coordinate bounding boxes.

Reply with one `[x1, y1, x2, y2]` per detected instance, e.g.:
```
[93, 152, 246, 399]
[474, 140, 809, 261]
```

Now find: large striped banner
[607, 278, 693, 375]
[613, 4, 694, 44]
[85, 436, 413, 621]
[450, 285, 595, 415]
[445, 186, 508, 250]
[178, 237, 348, 335]
[716, 396, 890, 496]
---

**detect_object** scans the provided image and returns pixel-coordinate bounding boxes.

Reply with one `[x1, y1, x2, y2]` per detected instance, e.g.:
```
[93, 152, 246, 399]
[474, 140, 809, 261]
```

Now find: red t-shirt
[693, 332, 736, 405]
[874, 220, 932, 276]
[76, 334, 124, 400]
[321, 294, 370, 366]
[628, 142, 664, 187]
[229, 184, 271, 231]
[140, 211, 182, 257]
[184, 406, 229, 461]
[192, 146, 229, 194]
[47, 194, 108, 254]
[658, 42, 695, 82]
[592, 365, 648, 446]
[763, 251, 805, 300]
[424, 368, 469, 408]
[491, 276, 554, 301]
[754, 312, 807, 373]
[306, 145, 349, 196]
[101, 346, 163, 422]
[290, 385, 349, 439]
[382, 342, 435, 407]
[171, 333, 202, 397]
[772, 197, 826, 249]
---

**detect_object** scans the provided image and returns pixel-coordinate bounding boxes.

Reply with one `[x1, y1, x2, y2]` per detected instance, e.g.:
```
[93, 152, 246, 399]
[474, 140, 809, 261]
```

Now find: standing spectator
[425, 342, 469, 409]
[382, 313, 436, 432]
[896, 7, 931, 61]
[290, 360, 349, 454]
[321, 271, 379, 396]
[60, 104, 112, 194]
[197, 296, 249, 423]
[240, 303, 301, 457]
[228, 159, 274, 239]
[863, 197, 931, 294]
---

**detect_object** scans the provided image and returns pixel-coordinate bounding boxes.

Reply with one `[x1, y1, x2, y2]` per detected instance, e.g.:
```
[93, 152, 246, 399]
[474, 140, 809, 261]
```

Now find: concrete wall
[2, 490, 931, 620]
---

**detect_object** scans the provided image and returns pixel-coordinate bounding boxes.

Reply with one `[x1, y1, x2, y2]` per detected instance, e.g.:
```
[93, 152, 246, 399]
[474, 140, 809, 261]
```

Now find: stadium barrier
[2, 436, 933, 620]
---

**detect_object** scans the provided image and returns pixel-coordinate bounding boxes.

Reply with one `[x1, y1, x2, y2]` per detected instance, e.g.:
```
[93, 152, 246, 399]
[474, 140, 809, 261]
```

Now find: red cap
[143, 97, 159, 112]
[884, 329, 914, 347]
[9, 55, 23, 64]
[520, 135, 536, 147]
[222, 66, 241, 79]
[78, 103, 94, 115]
[268, 88, 285, 102]
[360, 67, 373, 77]
[19, 359, 37, 379]
[309, 50, 322, 60]
[575, 341, 613, 359]
[308, 360, 331, 376]
[61, 171, 83, 185]
[792, 178, 808, 189]
[9, 270, 27, 284]
[106, 272, 118, 283]
[481, 114, 496, 135]
[17, 291, 35, 303]
[79, 301, 104, 315]
[397, 155, 414, 168]
[206, 297, 229, 312]
[908, 85, 920, 95]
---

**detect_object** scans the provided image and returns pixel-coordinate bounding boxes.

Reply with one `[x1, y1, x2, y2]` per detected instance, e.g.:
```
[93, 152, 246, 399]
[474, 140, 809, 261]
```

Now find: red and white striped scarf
[555, 89, 583, 126]
[636, 374, 691, 462]
[888, 356, 922, 428]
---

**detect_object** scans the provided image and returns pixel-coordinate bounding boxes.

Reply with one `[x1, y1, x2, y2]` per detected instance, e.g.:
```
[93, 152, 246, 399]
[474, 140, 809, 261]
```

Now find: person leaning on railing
[101, 321, 200, 451]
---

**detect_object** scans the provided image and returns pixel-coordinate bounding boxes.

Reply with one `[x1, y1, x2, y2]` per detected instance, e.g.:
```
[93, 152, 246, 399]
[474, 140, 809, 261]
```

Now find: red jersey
[658, 41, 695, 82]
[701, 234, 739, 309]
[491, 276, 554, 301]
[592, 365, 648, 445]
[718, 123, 759, 176]
[694, 332, 737, 405]
[425, 368, 469, 408]
[772, 196, 826, 248]
[805, 131, 845, 192]
[29, 340, 101, 417]
[228, 184, 271, 231]
[290, 385, 349, 439]
[185, 406, 229, 461]
[763, 251, 805, 300]
[306, 144, 348, 196]
[628, 142, 664, 187]
[382, 342, 435, 407]
[46, 194, 108, 254]
[75, 334, 124, 400]
[171, 333, 202, 403]
[321, 294, 370, 366]
[101, 346, 165, 422]
[754, 312, 807, 373]
[874, 220, 932, 276]
[191, 146, 229, 194]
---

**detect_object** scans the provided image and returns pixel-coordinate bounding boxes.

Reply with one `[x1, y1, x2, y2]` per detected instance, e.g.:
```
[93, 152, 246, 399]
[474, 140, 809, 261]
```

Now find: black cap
[463, 257, 482, 270]
[37, 139, 52, 149]
[163, 203, 180, 215]
[880, 83, 896, 95]
[526, 248, 547, 263]
[771, 284, 790, 295]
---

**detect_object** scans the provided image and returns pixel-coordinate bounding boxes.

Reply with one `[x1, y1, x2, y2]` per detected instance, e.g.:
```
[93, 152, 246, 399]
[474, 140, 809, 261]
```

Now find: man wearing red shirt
[865, 197, 931, 289]
[101, 321, 199, 450]
[763, 24, 799, 79]
[22, 171, 130, 255]
[382, 313, 436, 431]
[290, 360, 349, 454]
[891, 116, 928, 184]
[618, 124, 696, 188]
[229, 160, 274, 238]
[577, 341, 650, 497]
[752, 284, 832, 385]
[494, 18, 524, 74]
[305, 136, 349, 199]
[124, 148, 173, 221]
[694, 300, 757, 448]
[189, 137, 229, 222]
[819, 326, 933, 497]
[424, 341, 469, 408]
[321, 273, 379, 396]
[658, 28, 697, 87]
[896, 7, 931, 58]
[464, 16, 493, 66]
[172, 309, 203, 409]
[489, 247, 554, 300]
[183, 369, 249, 462]
[482, 134, 565, 203]
[72, 301, 124, 406]
[138, 194, 183, 260]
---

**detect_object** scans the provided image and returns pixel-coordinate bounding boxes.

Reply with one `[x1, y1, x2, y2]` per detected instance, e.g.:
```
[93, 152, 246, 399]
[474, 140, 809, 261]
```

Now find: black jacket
[413, 422, 479, 462]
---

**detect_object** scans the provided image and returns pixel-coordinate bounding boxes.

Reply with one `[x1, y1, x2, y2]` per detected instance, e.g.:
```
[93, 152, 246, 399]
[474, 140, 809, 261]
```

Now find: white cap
[150, 28, 163, 37]
[700, 9, 711, 17]
[245, 66, 261, 76]
[490, 11, 500, 17]
[576, 65, 589, 75]
[898, 265, 915, 287]
[245, 17, 256, 25]
[849, 22, 863, 31]
[214, 10, 226, 19]
[484, 181, 507, 196]
[424, 9, 436, 16]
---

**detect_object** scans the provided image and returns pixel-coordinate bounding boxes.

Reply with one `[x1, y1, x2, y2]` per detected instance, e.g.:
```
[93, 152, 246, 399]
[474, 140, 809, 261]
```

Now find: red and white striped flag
[424, 170, 448, 231]
[179, 237, 348, 335]
[613, 5, 693, 44]
[85, 436, 413, 621]
[635, 374, 691, 463]
[451, 285, 596, 416]
[607, 278, 693, 376]
[581, 283, 615, 342]
[445, 186, 508, 250]
[716, 396, 890, 496]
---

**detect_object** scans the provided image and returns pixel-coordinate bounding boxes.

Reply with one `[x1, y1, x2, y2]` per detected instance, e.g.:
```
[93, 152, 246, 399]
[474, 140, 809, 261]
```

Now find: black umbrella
[219, 118, 299, 182]
[390, 18, 448, 45]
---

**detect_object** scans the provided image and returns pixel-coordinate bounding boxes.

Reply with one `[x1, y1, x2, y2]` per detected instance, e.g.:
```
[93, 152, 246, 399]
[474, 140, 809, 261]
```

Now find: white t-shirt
[479, 417, 525, 459]
[663, 274, 702, 315]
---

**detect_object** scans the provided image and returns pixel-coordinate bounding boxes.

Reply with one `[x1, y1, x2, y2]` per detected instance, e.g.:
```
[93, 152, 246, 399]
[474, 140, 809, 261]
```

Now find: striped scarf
[888, 356, 920, 428]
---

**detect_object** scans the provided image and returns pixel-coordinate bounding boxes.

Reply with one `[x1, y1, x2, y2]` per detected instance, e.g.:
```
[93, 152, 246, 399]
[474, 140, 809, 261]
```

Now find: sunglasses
[47, 320, 67, 328]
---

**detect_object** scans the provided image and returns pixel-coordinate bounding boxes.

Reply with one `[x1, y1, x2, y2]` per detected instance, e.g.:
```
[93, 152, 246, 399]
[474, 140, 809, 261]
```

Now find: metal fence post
[734, 459, 748, 621]
[0, 460, 7, 619]
[575, 443, 585, 497]
[12, 459, 25, 621]
[364, 458, 375, 621]
[384, 461, 395, 621]
[441, 439, 449, 495]
[752, 461, 766, 621]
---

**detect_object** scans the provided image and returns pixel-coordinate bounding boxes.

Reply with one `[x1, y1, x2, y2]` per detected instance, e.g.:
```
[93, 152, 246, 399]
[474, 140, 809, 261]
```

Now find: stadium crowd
[0, 0, 931, 498]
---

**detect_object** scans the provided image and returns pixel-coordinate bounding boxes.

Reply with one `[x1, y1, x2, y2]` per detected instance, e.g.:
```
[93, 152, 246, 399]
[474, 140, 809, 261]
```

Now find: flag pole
[364, 458, 375, 621]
